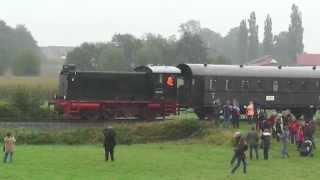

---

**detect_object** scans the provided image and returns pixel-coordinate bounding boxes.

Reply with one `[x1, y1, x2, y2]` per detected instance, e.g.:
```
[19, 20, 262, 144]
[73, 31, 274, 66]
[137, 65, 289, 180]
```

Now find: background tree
[97, 46, 127, 71]
[263, 15, 273, 55]
[248, 12, 259, 60]
[222, 27, 239, 64]
[65, 43, 101, 70]
[199, 28, 224, 60]
[179, 20, 201, 35]
[238, 20, 248, 63]
[111, 34, 142, 68]
[176, 32, 208, 63]
[273, 31, 290, 64]
[12, 49, 41, 76]
[0, 20, 43, 75]
[288, 4, 304, 62]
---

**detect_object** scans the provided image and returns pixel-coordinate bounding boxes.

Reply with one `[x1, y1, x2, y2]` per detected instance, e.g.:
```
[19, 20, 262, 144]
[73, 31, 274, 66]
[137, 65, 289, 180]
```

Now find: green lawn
[0, 143, 319, 180]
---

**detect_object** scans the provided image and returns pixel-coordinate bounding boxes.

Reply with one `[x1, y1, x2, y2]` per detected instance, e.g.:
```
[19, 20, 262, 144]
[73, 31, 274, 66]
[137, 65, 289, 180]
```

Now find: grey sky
[1, 0, 318, 52]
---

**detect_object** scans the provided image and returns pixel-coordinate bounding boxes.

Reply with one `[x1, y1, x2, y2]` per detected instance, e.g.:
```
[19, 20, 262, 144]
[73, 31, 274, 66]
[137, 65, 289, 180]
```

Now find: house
[296, 53, 320, 66]
[245, 55, 278, 66]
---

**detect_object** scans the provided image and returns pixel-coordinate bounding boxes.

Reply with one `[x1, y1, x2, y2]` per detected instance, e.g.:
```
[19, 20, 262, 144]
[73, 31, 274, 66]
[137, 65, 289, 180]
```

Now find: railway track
[0, 119, 144, 129]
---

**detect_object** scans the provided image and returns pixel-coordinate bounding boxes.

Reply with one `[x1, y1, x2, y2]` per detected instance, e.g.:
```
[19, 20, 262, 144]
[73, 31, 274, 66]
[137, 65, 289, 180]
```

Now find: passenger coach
[177, 64, 320, 119]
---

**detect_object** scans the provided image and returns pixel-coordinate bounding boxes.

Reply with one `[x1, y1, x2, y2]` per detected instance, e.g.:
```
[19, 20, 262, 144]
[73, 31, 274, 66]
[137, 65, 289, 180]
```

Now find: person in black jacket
[230, 131, 241, 166]
[231, 137, 248, 174]
[103, 126, 116, 161]
[246, 126, 259, 160]
[261, 129, 271, 160]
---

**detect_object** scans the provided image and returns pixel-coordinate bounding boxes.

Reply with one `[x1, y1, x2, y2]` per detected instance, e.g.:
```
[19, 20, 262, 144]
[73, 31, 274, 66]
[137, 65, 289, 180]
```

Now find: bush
[2, 86, 56, 121]
[0, 104, 21, 120]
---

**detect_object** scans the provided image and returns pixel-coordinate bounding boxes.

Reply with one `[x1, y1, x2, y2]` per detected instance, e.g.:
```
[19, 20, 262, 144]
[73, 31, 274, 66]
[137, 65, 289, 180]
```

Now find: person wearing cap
[103, 126, 116, 161]
[261, 129, 271, 160]
[230, 137, 248, 174]
[230, 131, 241, 166]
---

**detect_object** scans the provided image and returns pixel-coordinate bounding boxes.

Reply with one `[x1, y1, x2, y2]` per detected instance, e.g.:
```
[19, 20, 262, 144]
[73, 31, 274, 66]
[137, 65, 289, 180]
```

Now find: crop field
[0, 76, 58, 100]
[0, 142, 319, 180]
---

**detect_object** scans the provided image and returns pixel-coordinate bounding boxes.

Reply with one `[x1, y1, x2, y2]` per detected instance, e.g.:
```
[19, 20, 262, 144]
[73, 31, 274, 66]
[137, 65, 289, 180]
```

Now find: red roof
[297, 53, 320, 66]
[245, 55, 278, 66]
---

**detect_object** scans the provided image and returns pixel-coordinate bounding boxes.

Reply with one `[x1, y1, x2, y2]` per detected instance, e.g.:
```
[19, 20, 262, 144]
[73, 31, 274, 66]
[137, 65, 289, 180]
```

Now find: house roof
[245, 55, 278, 66]
[297, 53, 320, 66]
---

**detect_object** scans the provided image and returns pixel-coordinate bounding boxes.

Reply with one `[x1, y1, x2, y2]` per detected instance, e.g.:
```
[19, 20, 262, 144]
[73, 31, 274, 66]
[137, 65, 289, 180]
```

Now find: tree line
[67, 4, 304, 71]
[0, 20, 43, 76]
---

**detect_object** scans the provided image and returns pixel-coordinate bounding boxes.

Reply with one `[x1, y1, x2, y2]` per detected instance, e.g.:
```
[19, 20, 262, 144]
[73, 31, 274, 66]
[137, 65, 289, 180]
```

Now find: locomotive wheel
[139, 110, 156, 121]
[194, 109, 205, 120]
[80, 111, 102, 121]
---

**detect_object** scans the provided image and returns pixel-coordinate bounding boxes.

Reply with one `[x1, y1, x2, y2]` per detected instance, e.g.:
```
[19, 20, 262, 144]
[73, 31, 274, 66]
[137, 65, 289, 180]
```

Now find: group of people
[222, 99, 241, 129]
[229, 105, 317, 175]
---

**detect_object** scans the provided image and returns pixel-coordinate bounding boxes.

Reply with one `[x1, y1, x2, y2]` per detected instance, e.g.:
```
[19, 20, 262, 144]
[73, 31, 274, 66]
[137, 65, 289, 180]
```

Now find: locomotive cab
[134, 65, 181, 101]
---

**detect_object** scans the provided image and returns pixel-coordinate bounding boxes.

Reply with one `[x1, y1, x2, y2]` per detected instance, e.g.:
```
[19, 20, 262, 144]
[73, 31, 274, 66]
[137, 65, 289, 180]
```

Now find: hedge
[0, 119, 201, 145]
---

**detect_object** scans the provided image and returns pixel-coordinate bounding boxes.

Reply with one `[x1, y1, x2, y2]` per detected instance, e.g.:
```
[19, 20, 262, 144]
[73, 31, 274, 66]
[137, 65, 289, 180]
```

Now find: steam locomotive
[50, 64, 320, 120]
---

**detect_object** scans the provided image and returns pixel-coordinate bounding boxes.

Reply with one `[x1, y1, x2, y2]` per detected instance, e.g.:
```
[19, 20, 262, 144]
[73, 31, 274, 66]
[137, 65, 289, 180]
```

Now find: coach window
[257, 80, 264, 89]
[241, 80, 249, 90]
[225, 80, 230, 90]
[316, 81, 320, 89]
[273, 80, 279, 92]
[209, 79, 216, 90]
[301, 81, 307, 90]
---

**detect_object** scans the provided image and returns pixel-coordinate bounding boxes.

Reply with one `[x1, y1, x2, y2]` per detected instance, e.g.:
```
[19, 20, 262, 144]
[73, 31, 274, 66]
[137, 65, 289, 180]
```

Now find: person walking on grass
[230, 131, 241, 166]
[280, 126, 290, 158]
[230, 137, 248, 174]
[3, 132, 16, 163]
[261, 129, 271, 160]
[246, 126, 259, 160]
[103, 126, 116, 162]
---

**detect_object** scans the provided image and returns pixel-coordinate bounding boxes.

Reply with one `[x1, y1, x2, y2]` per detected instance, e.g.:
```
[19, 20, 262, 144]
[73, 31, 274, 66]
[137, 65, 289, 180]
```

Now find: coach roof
[177, 64, 320, 78]
[135, 65, 181, 74]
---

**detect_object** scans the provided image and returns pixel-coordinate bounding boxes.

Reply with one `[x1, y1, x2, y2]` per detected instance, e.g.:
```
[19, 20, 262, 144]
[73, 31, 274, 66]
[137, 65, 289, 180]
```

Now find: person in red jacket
[289, 118, 300, 144]
[297, 126, 305, 149]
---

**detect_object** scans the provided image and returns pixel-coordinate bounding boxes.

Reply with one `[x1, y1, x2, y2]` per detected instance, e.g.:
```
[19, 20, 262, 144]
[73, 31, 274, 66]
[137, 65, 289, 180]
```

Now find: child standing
[261, 129, 271, 160]
[280, 126, 290, 158]
[3, 132, 16, 163]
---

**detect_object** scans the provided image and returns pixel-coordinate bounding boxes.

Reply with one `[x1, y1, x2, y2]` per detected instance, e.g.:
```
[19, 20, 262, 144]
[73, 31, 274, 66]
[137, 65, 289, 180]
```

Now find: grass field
[0, 142, 319, 180]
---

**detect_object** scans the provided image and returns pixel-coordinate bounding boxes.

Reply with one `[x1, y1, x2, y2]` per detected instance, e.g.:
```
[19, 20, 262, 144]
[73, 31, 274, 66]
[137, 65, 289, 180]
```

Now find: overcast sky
[1, 0, 318, 52]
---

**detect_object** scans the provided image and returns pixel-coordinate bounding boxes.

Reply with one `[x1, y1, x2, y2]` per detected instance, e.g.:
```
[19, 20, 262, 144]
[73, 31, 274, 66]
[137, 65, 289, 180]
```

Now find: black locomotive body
[51, 64, 180, 120]
[178, 64, 320, 119]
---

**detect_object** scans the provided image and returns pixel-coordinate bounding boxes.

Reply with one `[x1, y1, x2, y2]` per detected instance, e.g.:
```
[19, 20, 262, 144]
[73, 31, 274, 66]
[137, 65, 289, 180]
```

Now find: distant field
[0, 76, 58, 100]
[0, 76, 57, 88]
[0, 143, 319, 180]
